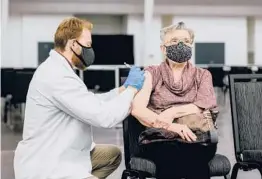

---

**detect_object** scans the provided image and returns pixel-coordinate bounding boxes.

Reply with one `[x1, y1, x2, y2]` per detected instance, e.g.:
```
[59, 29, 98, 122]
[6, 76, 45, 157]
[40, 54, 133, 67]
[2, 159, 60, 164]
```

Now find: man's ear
[69, 39, 76, 48]
[67, 39, 78, 52]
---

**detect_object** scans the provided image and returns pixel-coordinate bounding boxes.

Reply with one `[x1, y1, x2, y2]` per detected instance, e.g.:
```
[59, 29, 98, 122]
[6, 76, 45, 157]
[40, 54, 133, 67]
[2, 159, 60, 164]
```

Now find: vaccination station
[1, 0, 262, 179]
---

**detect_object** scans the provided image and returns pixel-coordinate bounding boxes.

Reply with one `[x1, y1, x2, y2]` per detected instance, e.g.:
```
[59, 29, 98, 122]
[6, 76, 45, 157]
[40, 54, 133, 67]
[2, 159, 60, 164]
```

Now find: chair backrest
[83, 70, 115, 92]
[207, 67, 225, 87]
[230, 67, 252, 74]
[12, 70, 35, 104]
[1, 68, 15, 97]
[257, 67, 262, 74]
[122, 115, 146, 169]
[229, 74, 262, 161]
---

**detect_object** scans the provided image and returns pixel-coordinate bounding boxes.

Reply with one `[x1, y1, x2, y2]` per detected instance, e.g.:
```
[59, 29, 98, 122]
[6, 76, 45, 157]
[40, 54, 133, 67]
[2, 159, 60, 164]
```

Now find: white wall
[2, 15, 23, 68]
[22, 15, 72, 68]
[172, 16, 248, 66]
[254, 18, 262, 66]
[3, 14, 129, 68]
[75, 15, 125, 34]
[2, 14, 71, 68]
[4, 14, 162, 68]
[5, 14, 251, 68]
[125, 15, 162, 66]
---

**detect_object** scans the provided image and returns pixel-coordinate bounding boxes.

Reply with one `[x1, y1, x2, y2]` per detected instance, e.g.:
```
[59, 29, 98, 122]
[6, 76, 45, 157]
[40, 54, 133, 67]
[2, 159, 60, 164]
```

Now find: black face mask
[165, 42, 192, 63]
[71, 41, 95, 69]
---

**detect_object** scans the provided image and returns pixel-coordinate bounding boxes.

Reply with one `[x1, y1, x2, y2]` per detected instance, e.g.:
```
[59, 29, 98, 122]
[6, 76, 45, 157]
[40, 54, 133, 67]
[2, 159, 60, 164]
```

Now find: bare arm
[170, 104, 202, 118]
[158, 103, 202, 124]
[131, 72, 169, 129]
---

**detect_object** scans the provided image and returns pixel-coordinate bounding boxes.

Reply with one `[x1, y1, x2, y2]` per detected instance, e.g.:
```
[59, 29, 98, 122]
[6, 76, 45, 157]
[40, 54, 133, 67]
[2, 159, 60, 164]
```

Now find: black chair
[228, 74, 262, 179]
[1, 68, 15, 123]
[1, 68, 15, 97]
[11, 70, 35, 104]
[207, 67, 229, 104]
[207, 67, 226, 88]
[257, 67, 262, 74]
[229, 67, 252, 75]
[121, 115, 231, 179]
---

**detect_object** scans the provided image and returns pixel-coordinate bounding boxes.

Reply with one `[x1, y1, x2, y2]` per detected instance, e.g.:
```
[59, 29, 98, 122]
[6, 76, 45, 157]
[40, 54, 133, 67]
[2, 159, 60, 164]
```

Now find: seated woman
[131, 22, 217, 179]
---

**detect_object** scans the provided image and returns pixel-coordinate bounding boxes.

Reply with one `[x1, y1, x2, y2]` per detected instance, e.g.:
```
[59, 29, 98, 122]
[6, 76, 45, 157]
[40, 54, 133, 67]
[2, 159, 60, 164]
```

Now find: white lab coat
[14, 50, 135, 179]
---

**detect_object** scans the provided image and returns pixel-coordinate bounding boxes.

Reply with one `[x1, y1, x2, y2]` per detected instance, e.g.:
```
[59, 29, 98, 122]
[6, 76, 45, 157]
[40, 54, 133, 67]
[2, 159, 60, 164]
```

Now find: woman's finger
[184, 127, 197, 141]
[186, 127, 197, 140]
[187, 130, 197, 141]
[177, 131, 185, 140]
[183, 131, 192, 142]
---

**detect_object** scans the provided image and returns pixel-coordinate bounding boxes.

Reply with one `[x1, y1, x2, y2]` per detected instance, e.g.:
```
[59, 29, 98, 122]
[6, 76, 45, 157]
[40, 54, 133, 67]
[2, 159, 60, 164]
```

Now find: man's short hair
[54, 17, 93, 51]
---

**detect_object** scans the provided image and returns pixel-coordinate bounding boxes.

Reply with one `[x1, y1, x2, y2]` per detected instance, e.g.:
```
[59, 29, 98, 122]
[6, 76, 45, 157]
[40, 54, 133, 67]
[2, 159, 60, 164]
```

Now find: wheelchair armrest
[209, 108, 219, 123]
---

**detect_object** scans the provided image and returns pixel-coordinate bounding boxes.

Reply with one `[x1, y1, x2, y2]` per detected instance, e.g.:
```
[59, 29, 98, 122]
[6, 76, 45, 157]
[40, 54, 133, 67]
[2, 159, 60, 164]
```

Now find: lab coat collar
[49, 49, 75, 73]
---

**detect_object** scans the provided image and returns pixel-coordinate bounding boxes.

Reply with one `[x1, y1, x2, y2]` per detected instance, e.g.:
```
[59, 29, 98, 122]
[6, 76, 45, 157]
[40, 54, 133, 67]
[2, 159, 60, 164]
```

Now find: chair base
[231, 162, 262, 179]
[121, 169, 152, 179]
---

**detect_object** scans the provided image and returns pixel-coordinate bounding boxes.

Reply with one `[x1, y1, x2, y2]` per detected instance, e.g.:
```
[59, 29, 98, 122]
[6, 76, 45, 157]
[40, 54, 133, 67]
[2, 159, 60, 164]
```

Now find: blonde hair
[54, 17, 93, 51]
[160, 21, 194, 44]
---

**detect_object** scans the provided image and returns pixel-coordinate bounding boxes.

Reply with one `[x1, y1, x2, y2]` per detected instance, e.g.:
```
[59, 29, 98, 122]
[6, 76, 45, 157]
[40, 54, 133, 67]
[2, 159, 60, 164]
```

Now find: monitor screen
[195, 42, 225, 65]
[92, 35, 134, 65]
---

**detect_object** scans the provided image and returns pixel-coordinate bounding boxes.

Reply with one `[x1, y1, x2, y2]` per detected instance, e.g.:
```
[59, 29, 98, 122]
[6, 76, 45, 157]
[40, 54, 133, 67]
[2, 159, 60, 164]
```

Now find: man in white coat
[14, 17, 145, 179]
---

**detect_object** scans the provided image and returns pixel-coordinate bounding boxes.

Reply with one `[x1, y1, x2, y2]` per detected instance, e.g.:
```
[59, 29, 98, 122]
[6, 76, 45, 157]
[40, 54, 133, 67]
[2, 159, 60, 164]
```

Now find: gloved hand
[124, 66, 145, 90]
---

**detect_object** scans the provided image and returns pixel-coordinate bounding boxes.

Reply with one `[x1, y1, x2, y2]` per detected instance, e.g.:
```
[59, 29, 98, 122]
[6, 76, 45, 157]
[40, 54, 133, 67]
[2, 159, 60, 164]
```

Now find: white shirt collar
[49, 49, 75, 72]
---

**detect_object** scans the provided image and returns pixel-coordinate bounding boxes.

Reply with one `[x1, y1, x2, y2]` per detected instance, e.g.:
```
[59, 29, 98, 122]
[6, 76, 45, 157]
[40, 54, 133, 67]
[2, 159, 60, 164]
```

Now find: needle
[124, 62, 132, 68]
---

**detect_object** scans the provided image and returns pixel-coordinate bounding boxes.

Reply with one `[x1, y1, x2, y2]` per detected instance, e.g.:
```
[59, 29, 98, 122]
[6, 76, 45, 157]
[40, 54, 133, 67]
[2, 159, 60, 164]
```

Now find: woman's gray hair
[160, 22, 194, 44]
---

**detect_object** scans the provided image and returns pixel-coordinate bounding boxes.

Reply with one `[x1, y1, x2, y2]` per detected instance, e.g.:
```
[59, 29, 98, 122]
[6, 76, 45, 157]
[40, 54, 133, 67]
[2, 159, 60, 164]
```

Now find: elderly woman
[131, 22, 217, 179]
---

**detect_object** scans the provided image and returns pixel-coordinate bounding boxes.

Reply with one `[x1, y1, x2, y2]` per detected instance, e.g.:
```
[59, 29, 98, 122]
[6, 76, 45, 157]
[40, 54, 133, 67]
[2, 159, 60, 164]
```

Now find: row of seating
[2, 66, 262, 100]
[121, 74, 262, 179]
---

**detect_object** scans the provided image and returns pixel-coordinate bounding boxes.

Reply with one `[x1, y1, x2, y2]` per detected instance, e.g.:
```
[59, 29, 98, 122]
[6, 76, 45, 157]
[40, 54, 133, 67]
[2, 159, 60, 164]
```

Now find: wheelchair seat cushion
[129, 154, 231, 177]
[242, 150, 262, 163]
[130, 157, 156, 176]
[208, 154, 231, 176]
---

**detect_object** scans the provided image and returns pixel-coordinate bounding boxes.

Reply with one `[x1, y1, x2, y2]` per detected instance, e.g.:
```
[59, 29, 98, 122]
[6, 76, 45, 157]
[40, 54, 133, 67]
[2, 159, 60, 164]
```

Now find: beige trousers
[86, 144, 122, 179]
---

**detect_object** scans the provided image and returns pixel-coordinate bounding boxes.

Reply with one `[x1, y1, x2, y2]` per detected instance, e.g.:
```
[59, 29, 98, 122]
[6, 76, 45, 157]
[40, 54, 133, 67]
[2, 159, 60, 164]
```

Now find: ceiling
[10, 0, 262, 6]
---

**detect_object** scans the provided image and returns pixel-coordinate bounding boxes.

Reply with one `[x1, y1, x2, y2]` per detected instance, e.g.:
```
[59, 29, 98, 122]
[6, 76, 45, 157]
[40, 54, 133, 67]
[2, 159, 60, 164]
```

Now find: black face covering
[165, 42, 192, 63]
[71, 41, 95, 69]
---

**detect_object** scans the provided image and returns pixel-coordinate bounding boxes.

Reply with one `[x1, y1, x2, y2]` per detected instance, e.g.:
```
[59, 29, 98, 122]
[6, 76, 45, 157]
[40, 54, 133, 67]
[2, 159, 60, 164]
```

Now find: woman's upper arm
[132, 71, 153, 109]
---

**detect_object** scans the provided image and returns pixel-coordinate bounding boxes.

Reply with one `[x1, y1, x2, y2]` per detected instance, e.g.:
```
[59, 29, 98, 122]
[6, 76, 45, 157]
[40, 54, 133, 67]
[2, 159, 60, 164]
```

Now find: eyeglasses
[165, 38, 192, 46]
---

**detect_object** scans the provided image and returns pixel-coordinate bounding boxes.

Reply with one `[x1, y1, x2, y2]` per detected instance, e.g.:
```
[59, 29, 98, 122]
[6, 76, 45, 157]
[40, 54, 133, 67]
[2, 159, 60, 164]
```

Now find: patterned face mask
[165, 42, 192, 63]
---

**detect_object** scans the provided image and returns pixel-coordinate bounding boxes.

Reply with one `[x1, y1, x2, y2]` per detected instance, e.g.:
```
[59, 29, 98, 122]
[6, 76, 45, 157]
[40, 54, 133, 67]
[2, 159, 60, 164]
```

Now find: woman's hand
[168, 123, 197, 142]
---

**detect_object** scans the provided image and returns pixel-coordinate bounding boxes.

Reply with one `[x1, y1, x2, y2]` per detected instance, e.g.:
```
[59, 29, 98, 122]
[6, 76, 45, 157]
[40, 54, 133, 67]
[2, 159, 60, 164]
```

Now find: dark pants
[137, 141, 217, 179]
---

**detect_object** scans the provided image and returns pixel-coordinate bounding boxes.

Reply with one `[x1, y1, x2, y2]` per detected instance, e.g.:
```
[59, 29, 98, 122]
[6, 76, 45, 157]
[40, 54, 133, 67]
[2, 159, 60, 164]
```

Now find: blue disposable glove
[124, 66, 145, 90]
